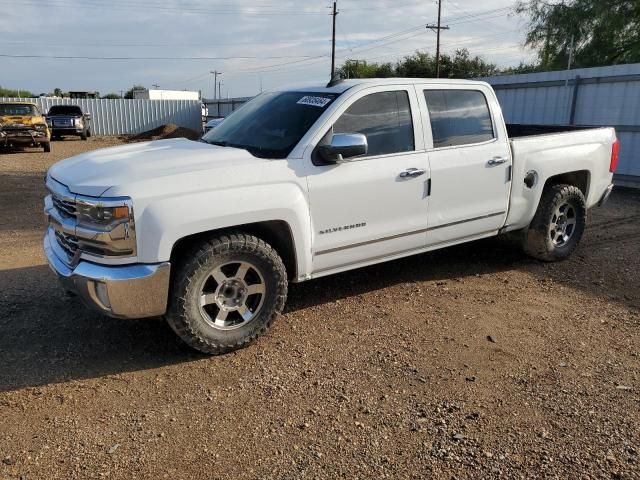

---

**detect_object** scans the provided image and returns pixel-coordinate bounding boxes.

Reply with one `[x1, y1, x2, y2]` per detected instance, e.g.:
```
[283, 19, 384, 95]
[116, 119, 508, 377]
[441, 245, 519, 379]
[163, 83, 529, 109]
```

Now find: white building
[133, 89, 200, 101]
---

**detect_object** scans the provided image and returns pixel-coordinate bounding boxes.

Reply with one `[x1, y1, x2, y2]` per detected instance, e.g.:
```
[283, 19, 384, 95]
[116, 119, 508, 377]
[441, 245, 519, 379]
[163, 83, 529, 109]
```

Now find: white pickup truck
[44, 78, 618, 354]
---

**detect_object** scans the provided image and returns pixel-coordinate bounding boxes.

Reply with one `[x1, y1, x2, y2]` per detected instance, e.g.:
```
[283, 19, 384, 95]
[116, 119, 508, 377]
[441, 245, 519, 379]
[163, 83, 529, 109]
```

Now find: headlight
[74, 118, 84, 127]
[76, 199, 131, 227]
[34, 124, 47, 132]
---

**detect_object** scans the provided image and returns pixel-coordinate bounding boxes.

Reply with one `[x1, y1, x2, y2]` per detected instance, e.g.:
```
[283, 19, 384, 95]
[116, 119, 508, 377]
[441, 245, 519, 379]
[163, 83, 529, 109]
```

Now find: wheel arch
[170, 220, 299, 281]
[542, 170, 590, 199]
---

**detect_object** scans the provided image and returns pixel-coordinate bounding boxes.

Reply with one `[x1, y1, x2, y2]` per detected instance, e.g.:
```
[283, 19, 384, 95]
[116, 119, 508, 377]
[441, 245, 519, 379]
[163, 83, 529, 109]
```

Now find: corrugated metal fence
[483, 63, 640, 187]
[0, 97, 202, 136]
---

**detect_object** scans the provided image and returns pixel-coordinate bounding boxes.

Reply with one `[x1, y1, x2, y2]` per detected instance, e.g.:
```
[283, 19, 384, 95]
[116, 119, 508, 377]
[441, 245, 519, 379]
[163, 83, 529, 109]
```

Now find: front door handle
[399, 168, 426, 178]
[487, 156, 508, 166]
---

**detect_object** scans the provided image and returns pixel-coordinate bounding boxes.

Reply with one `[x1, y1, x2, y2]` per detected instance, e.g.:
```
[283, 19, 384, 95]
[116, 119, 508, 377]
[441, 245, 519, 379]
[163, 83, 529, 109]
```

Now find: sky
[0, 0, 536, 98]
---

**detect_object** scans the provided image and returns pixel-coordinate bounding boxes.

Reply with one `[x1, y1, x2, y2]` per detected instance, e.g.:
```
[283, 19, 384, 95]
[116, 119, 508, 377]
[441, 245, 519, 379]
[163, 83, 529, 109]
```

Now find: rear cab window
[423, 89, 495, 149]
[48, 106, 83, 116]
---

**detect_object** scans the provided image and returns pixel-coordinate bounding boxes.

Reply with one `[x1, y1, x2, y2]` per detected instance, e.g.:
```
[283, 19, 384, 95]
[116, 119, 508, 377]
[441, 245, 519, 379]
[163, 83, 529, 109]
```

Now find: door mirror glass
[318, 133, 368, 164]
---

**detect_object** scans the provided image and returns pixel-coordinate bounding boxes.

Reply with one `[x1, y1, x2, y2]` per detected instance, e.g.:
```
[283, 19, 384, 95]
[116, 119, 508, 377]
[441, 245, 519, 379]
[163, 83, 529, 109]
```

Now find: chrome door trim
[314, 211, 506, 256]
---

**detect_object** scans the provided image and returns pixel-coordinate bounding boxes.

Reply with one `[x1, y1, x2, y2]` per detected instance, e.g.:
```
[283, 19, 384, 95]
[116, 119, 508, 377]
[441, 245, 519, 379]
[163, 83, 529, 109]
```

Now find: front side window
[424, 90, 494, 148]
[333, 91, 414, 157]
[202, 91, 338, 159]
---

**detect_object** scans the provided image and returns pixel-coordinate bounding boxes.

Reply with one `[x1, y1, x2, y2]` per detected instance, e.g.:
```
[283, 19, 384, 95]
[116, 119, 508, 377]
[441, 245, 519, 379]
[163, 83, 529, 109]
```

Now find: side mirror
[317, 133, 368, 164]
[85, 113, 91, 121]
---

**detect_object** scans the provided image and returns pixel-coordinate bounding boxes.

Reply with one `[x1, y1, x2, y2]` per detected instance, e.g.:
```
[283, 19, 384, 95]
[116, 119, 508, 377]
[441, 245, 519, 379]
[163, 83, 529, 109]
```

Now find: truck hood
[48, 138, 271, 197]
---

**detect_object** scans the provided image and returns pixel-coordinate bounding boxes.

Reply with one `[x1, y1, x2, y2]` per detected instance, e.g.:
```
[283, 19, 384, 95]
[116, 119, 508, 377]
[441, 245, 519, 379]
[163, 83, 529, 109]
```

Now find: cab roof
[276, 77, 490, 94]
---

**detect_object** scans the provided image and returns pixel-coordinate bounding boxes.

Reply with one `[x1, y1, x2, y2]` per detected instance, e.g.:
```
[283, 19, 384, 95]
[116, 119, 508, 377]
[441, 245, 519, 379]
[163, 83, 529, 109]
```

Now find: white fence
[1, 97, 202, 136]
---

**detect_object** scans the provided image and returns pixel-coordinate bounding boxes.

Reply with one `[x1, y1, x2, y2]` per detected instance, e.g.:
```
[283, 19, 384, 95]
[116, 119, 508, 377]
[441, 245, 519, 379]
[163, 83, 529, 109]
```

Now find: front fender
[135, 183, 312, 279]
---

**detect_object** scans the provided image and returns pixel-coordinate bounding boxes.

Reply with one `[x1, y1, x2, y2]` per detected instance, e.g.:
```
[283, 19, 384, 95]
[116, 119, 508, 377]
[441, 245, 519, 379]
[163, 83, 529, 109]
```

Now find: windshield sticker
[297, 96, 332, 108]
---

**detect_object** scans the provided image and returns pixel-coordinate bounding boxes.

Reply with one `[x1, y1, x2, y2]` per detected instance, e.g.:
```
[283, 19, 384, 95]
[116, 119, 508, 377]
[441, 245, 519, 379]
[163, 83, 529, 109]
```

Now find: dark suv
[46, 105, 92, 140]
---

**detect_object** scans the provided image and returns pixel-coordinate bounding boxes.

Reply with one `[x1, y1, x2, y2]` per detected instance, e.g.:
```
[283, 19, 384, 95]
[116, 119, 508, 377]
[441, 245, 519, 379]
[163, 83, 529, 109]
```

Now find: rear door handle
[487, 157, 508, 166]
[399, 168, 426, 178]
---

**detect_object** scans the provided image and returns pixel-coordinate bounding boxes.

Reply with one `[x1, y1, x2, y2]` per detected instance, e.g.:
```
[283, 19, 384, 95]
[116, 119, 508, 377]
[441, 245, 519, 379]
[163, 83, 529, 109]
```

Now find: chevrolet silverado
[43, 78, 617, 354]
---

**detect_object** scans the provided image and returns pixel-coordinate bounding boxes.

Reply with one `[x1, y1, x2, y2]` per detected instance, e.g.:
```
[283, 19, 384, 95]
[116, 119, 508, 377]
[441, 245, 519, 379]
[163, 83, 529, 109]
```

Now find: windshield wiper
[205, 140, 229, 147]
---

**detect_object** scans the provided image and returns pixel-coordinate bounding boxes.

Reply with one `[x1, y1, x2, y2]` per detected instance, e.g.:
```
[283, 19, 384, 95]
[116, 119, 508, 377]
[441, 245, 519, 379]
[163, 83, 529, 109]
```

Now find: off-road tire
[523, 184, 586, 262]
[165, 232, 288, 355]
[43, 142, 51, 153]
[81, 130, 88, 141]
[87, 128, 92, 138]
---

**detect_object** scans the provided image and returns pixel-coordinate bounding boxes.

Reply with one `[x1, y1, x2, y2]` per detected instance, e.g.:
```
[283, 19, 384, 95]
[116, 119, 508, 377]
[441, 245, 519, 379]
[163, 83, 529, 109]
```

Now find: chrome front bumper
[44, 228, 170, 319]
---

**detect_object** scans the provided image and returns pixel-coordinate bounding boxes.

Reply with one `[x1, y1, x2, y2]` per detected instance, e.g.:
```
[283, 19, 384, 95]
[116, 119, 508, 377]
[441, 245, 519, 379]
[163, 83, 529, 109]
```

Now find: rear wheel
[165, 232, 288, 354]
[523, 184, 586, 261]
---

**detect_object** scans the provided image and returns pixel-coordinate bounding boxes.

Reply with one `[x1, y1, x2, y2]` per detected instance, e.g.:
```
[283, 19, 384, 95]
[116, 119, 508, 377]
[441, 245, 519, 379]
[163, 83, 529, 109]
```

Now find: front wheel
[165, 232, 288, 354]
[43, 142, 51, 152]
[523, 184, 586, 262]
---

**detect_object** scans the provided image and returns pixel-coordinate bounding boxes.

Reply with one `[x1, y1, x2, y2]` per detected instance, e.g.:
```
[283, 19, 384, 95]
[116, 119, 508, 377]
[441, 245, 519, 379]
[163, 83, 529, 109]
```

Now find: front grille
[52, 194, 77, 218]
[54, 230, 79, 258]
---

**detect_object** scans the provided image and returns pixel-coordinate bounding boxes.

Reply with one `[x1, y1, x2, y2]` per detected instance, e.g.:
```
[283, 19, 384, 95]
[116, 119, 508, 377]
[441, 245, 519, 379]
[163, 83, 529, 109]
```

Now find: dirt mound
[129, 123, 201, 142]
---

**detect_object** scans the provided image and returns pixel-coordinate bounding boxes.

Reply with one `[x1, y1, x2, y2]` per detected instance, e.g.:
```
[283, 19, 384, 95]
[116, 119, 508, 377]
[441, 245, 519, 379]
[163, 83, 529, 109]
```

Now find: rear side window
[333, 91, 414, 157]
[424, 90, 494, 148]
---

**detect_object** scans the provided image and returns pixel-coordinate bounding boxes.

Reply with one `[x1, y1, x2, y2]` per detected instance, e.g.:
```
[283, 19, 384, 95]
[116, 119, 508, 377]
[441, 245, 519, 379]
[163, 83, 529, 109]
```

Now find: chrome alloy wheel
[198, 261, 266, 330]
[549, 202, 577, 247]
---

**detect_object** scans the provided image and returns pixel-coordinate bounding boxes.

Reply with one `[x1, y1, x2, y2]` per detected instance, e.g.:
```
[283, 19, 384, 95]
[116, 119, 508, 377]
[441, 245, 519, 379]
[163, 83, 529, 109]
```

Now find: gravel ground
[0, 138, 639, 479]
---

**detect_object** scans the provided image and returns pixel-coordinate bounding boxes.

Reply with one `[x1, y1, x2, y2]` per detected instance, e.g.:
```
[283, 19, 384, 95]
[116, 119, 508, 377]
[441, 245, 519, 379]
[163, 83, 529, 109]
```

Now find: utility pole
[330, 1, 338, 79]
[567, 34, 575, 71]
[426, 0, 450, 78]
[210, 70, 221, 100]
[152, 83, 159, 89]
[218, 80, 223, 101]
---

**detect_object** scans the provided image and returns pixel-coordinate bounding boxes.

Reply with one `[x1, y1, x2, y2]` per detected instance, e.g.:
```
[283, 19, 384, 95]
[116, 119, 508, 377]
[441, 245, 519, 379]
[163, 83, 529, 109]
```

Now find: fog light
[95, 282, 111, 309]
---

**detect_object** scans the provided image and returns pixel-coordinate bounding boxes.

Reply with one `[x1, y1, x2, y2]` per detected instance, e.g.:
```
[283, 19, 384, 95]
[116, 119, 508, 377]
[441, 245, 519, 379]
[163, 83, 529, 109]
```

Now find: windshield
[0, 104, 38, 116]
[48, 105, 83, 116]
[202, 91, 338, 158]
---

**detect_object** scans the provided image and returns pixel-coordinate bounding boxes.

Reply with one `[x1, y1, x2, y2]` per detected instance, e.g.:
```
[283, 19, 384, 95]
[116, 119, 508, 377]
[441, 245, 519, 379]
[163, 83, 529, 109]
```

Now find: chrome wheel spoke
[237, 305, 253, 321]
[235, 262, 250, 280]
[214, 309, 229, 326]
[210, 267, 228, 285]
[200, 293, 217, 306]
[246, 283, 265, 296]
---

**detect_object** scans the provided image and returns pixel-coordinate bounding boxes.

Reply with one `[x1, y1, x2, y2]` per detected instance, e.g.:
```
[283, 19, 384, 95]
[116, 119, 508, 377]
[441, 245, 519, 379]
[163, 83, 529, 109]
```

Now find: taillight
[610, 139, 620, 173]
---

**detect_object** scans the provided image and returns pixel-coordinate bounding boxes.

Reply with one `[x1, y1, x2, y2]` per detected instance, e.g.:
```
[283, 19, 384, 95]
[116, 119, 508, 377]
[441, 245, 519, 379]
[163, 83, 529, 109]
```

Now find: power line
[0, 54, 317, 61]
[0, 0, 328, 16]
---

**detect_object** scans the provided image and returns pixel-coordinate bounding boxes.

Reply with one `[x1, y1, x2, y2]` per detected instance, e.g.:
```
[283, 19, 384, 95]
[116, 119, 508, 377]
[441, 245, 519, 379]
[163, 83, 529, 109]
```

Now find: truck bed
[506, 123, 597, 138]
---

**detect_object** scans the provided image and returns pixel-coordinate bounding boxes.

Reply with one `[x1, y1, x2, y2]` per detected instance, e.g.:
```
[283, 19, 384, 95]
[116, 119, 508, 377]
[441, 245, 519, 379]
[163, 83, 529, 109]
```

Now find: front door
[305, 86, 430, 274]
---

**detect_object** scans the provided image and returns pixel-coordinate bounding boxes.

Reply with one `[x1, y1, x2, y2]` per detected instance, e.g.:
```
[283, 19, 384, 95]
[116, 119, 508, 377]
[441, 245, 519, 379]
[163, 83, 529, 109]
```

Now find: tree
[516, 0, 640, 70]
[0, 86, 35, 97]
[53, 88, 63, 97]
[124, 84, 146, 99]
[101, 92, 122, 99]
[337, 49, 498, 80]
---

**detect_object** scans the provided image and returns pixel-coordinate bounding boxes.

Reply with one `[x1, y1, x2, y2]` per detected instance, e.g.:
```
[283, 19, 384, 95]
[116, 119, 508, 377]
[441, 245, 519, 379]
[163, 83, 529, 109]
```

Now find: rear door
[418, 85, 512, 246]
[305, 85, 430, 274]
